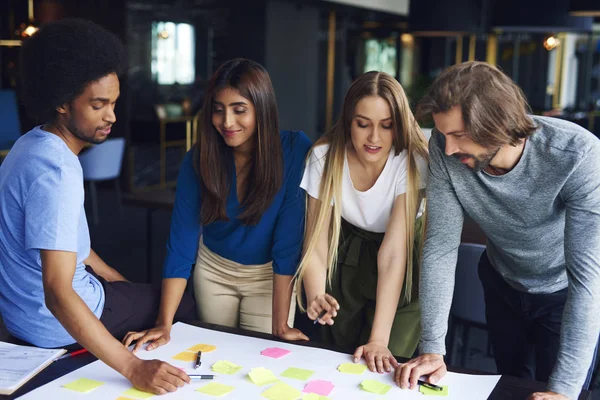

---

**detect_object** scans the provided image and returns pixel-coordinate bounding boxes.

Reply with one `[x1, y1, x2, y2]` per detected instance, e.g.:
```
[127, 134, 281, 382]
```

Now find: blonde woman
[295, 71, 428, 374]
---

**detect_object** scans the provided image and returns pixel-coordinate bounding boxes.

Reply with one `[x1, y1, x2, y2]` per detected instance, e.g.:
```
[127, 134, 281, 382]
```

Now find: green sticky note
[62, 378, 104, 393]
[122, 387, 155, 399]
[212, 360, 243, 375]
[196, 382, 235, 397]
[419, 384, 449, 396]
[261, 382, 302, 400]
[302, 394, 331, 400]
[248, 367, 279, 386]
[281, 367, 315, 381]
[337, 363, 368, 375]
[360, 379, 392, 395]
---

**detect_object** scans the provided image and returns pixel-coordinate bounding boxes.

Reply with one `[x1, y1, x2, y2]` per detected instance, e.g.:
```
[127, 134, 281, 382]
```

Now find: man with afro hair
[0, 19, 195, 395]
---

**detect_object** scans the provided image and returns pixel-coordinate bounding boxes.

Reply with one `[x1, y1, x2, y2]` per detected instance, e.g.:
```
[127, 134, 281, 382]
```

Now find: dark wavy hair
[20, 18, 125, 123]
[197, 58, 283, 226]
[417, 61, 537, 147]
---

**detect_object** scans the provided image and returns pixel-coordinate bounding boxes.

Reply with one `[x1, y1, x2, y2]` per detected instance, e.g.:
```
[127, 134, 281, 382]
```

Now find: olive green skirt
[319, 217, 423, 358]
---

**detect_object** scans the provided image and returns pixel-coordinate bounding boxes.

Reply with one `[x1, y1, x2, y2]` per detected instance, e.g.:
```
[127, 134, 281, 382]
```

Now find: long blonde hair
[294, 71, 429, 311]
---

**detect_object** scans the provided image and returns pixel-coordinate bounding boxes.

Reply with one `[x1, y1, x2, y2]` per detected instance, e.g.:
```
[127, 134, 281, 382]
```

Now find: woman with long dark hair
[124, 58, 311, 350]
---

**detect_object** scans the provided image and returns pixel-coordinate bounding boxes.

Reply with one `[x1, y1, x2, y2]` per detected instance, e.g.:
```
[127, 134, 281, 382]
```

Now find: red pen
[55, 348, 89, 361]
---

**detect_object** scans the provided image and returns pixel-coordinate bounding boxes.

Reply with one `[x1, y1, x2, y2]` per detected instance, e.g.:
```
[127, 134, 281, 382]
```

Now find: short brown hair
[417, 61, 537, 147]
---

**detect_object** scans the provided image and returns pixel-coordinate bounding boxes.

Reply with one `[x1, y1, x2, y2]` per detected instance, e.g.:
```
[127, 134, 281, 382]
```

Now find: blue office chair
[0, 90, 22, 154]
[447, 243, 489, 368]
[79, 138, 126, 225]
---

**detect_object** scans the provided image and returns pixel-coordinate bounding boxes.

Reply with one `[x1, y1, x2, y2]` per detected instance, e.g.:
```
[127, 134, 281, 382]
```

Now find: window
[364, 38, 397, 78]
[151, 22, 195, 85]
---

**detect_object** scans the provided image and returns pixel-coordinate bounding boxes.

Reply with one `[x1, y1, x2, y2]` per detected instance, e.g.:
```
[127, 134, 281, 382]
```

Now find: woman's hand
[273, 325, 309, 341]
[353, 340, 399, 373]
[307, 294, 340, 325]
[122, 324, 172, 354]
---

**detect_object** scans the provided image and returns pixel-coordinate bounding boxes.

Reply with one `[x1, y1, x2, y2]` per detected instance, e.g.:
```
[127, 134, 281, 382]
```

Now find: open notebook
[0, 341, 66, 395]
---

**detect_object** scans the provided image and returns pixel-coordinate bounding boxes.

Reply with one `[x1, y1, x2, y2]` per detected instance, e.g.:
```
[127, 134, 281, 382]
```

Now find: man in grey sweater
[394, 62, 600, 400]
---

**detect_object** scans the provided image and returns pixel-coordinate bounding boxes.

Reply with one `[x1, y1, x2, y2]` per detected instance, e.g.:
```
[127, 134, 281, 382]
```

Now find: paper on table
[420, 384, 449, 396]
[302, 394, 331, 400]
[62, 378, 104, 393]
[248, 367, 279, 386]
[260, 347, 291, 359]
[302, 380, 334, 396]
[187, 344, 216, 353]
[360, 379, 392, 395]
[172, 351, 197, 362]
[337, 363, 367, 375]
[122, 387, 155, 399]
[19, 323, 502, 400]
[212, 360, 242, 375]
[115, 397, 134, 400]
[280, 367, 314, 381]
[0, 342, 66, 395]
[196, 382, 235, 397]
[261, 382, 301, 400]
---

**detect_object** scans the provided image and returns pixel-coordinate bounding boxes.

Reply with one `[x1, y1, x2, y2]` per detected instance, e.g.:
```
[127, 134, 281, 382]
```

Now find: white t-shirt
[300, 144, 428, 233]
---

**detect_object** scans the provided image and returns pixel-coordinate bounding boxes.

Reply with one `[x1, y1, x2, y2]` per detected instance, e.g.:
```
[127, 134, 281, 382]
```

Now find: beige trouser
[193, 242, 295, 334]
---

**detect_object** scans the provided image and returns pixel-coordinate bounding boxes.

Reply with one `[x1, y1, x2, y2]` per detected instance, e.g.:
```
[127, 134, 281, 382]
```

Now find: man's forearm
[46, 288, 138, 378]
[84, 249, 127, 282]
[547, 291, 600, 399]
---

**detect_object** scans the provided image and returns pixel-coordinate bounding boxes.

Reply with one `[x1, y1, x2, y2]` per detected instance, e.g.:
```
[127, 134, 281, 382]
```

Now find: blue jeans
[478, 251, 566, 382]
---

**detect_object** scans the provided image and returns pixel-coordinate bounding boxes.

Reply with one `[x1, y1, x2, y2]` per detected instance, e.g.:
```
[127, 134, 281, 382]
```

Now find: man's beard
[66, 119, 110, 145]
[454, 146, 500, 172]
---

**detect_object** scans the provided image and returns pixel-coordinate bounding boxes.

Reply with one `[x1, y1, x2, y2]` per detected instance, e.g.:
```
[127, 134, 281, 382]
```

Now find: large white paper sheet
[19, 322, 501, 399]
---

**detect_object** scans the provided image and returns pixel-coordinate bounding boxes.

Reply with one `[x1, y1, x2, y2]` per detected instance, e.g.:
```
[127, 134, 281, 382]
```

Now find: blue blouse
[163, 130, 312, 278]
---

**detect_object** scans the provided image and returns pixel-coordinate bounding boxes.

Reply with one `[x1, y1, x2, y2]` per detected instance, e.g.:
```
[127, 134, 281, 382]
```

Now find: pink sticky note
[303, 380, 335, 396]
[260, 347, 291, 359]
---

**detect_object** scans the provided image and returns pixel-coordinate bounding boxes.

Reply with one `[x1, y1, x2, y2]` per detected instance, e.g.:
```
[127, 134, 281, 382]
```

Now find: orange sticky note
[172, 351, 197, 362]
[188, 344, 217, 353]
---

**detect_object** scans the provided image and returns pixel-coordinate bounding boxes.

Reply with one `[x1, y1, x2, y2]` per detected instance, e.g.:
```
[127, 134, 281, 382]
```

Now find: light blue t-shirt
[0, 126, 105, 348]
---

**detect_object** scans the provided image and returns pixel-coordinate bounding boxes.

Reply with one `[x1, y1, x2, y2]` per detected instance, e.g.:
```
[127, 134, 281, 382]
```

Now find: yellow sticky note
[188, 343, 217, 353]
[261, 382, 301, 400]
[173, 351, 197, 362]
[62, 378, 104, 393]
[116, 397, 135, 400]
[212, 360, 243, 375]
[248, 367, 279, 386]
[281, 367, 315, 381]
[302, 394, 331, 400]
[196, 382, 235, 397]
[419, 384, 449, 396]
[360, 379, 392, 395]
[337, 363, 368, 375]
[122, 387, 155, 399]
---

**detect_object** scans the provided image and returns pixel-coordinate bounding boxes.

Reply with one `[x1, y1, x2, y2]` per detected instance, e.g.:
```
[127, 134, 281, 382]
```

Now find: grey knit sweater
[419, 116, 600, 399]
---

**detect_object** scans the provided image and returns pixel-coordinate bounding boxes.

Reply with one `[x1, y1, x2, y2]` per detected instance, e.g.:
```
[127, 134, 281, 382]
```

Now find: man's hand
[394, 353, 446, 390]
[527, 391, 569, 400]
[124, 358, 190, 395]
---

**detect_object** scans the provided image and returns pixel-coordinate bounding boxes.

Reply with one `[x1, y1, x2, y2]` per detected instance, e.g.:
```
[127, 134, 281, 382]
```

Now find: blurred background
[0, 0, 599, 392]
